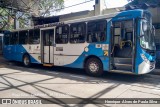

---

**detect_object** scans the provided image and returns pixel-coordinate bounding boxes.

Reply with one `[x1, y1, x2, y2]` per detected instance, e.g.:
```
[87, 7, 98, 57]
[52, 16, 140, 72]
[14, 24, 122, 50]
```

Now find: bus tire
[23, 54, 31, 67]
[85, 58, 103, 76]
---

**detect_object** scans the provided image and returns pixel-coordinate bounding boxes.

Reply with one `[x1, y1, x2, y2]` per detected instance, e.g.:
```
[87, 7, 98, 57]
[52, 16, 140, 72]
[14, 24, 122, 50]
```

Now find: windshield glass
[140, 12, 156, 51]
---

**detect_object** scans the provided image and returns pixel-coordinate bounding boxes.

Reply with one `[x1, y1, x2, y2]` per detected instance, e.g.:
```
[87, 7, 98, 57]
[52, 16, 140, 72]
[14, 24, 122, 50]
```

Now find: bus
[3, 9, 156, 76]
[0, 33, 3, 55]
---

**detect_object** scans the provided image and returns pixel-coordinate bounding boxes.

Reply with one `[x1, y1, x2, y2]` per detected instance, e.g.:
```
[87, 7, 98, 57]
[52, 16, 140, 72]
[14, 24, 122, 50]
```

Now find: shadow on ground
[0, 57, 160, 106]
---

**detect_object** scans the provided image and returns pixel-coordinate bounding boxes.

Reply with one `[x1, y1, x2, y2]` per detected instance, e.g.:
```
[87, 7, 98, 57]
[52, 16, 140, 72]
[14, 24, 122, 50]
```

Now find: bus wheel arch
[84, 55, 103, 76]
[22, 53, 31, 67]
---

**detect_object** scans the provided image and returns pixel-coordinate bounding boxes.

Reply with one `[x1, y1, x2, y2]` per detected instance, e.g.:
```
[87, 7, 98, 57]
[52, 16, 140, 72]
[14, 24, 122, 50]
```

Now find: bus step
[110, 70, 134, 74]
[115, 63, 132, 66]
[114, 57, 132, 64]
[43, 64, 54, 67]
[114, 63, 132, 71]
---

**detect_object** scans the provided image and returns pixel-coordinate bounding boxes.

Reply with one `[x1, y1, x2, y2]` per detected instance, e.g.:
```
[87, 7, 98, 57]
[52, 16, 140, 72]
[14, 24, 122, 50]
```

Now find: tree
[0, 0, 64, 30]
[31, 0, 64, 16]
[0, 8, 14, 30]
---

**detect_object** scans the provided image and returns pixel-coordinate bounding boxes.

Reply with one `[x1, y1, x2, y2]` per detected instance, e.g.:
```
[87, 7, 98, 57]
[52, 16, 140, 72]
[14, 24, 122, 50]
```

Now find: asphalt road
[0, 57, 160, 107]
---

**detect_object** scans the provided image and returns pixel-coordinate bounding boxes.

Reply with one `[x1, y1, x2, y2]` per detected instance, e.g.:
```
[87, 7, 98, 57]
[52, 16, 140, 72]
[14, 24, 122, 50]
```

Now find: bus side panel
[63, 43, 110, 71]
[85, 44, 109, 71]
[54, 43, 89, 68]
[23, 45, 41, 64]
[15, 45, 28, 62]
[3, 45, 12, 60]
[63, 55, 85, 69]
[3, 45, 18, 61]
[5, 44, 41, 64]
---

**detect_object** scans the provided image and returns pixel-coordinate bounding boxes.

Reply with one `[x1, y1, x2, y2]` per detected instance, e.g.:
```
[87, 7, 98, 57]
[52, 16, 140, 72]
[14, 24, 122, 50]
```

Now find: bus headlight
[141, 54, 150, 64]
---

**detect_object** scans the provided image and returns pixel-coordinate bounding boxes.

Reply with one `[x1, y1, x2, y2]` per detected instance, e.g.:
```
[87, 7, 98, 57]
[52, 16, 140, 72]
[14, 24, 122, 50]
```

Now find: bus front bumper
[138, 61, 155, 74]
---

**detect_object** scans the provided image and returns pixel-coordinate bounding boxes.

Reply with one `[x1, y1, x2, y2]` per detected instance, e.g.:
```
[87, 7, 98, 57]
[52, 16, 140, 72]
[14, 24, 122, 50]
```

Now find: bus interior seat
[114, 34, 133, 58]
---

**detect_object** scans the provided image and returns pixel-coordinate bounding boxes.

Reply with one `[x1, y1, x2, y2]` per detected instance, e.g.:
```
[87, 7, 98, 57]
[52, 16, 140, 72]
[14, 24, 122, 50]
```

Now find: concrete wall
[148, 7, 160, 24]
[59, 7, 122, 22]
[103, 7, 125, 14]
[59, 11, 94, 22]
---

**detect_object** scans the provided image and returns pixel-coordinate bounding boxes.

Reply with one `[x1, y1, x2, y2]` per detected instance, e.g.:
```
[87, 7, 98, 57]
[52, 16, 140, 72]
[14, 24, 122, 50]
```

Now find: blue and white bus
[3, 9, 156, 76]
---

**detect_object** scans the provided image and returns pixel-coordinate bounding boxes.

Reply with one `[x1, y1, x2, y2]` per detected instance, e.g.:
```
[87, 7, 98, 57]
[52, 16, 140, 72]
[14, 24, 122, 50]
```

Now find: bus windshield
[140, 12, 156, 51]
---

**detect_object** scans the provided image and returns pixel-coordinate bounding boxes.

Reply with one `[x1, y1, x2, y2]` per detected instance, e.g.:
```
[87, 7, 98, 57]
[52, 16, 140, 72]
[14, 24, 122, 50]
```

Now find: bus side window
[10, 32, 18, 45]
[29, 30, 34, 44]
[19, 30, 28, 44]
[87, 20, 106, 43]
[70, 22, 86, 43]
[4, 33, 10, 45]
[49, 30, 54, 46]
[56, 25, 69, 44]
[29, 29, 40, 44]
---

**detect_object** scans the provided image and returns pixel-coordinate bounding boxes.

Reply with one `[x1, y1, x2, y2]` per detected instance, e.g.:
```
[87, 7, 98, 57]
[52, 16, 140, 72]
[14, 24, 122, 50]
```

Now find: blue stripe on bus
[3, 45, 39, 64]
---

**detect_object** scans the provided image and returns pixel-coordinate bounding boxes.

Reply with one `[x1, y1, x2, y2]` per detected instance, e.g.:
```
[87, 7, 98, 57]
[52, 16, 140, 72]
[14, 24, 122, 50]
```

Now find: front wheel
[85, 58, 103, 76]
[23, 54, 31, 67]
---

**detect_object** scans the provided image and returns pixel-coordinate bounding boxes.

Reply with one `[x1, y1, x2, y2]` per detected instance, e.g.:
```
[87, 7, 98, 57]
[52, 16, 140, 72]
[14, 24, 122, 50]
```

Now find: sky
[55, 0, 129, 15]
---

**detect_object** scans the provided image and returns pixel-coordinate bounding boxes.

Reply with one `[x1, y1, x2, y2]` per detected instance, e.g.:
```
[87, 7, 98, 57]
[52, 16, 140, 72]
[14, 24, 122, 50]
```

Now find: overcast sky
[55, 0, 129, 15]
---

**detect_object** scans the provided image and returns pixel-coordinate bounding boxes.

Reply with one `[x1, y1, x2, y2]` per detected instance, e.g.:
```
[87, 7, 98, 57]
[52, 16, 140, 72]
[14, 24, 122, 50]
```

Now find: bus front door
[110, 20, 135, 73]
[41, 29, 54, 64]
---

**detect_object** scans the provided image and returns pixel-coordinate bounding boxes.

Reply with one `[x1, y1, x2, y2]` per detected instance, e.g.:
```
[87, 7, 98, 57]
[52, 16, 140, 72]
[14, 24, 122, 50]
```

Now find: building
[32, 0, 124, 24]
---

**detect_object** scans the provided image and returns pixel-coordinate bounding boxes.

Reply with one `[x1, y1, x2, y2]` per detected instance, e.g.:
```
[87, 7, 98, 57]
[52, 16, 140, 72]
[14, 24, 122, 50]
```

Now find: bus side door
[41, 28, 55, 64]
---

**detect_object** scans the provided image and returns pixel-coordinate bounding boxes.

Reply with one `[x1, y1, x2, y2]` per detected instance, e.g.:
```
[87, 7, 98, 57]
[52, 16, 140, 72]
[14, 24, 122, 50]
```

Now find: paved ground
[0, 56, 160, 107]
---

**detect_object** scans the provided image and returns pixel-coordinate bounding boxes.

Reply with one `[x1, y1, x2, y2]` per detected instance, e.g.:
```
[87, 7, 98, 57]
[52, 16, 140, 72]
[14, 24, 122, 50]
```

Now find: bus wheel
[23, 54, 31, 67]
[85, 58, 103, 76]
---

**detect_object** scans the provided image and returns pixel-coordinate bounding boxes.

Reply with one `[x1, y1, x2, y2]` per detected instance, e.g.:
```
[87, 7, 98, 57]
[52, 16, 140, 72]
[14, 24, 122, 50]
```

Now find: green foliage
[38, 0, 64, 16]
[0, 8, 12, 30]
[0, 0, 64, 30]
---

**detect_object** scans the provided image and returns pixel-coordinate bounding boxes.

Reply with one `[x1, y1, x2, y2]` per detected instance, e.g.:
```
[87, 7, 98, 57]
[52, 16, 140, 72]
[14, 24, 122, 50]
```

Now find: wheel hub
[89, 62, 99, 73]
[24, 57, 29, 65]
